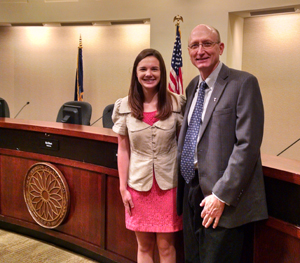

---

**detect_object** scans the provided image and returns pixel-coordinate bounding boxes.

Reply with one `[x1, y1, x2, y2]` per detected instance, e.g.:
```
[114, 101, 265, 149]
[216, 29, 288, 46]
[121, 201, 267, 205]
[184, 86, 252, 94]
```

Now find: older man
[177, 24, 268, 262]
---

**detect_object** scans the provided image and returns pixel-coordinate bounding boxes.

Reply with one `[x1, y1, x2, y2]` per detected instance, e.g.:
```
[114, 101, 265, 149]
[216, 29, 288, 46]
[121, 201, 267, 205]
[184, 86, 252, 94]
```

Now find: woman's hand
[120, 188, 134, 216]
[117, 134, 133, 215]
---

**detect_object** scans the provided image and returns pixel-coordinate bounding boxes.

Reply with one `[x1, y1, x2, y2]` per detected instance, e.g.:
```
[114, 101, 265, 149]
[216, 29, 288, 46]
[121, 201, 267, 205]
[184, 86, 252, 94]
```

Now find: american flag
[168, 25, 183, 95]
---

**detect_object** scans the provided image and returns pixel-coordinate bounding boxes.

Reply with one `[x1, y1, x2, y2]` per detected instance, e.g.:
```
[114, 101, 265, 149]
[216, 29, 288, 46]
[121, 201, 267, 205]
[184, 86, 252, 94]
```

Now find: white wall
[1, 0, 299, 83]
[0, 24, 150, 124]
[242, 13, 300, 160]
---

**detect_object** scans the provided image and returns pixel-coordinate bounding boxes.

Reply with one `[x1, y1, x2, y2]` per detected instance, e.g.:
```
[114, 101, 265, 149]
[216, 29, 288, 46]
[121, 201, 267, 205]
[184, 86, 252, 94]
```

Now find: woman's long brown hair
[128, 48, 175, 121]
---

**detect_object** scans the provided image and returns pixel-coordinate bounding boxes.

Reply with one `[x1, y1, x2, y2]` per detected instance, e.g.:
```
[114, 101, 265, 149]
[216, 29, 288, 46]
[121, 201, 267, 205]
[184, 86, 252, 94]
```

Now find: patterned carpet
[0, 229, 98, 263]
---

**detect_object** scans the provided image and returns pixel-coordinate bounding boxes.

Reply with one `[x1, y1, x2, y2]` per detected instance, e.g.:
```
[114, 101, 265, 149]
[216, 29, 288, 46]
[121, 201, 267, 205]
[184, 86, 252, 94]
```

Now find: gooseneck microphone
[277, 138, 300, 156]
[14, 101, 30, 118]
[91, 108, 113, 126]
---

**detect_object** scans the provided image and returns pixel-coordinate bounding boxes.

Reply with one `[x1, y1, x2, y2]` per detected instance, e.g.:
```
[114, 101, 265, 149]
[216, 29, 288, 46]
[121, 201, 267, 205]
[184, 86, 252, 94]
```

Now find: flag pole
[79, 34, 82, 48]
[168, 15, 184, 95]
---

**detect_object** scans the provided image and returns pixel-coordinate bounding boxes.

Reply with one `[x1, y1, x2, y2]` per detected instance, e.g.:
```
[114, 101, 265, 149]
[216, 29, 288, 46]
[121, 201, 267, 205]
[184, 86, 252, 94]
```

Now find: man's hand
[200, 194, 225, 229]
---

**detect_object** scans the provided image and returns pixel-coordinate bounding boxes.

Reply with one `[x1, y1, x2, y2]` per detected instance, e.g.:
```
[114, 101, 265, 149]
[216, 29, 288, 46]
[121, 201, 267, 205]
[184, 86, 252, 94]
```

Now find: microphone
[91, 108, 113, 126]
[14, 101, 30, 119]
[277, 138, 300, 156]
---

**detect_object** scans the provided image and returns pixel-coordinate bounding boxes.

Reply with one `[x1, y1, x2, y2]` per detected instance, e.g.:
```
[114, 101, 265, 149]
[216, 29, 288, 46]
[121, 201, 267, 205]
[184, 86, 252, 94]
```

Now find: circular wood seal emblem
[23, 162, 70, 229]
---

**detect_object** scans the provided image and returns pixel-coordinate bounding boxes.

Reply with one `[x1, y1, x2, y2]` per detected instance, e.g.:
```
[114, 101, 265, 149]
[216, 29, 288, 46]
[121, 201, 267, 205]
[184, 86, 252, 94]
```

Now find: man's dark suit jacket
[177, 64, 268, 228]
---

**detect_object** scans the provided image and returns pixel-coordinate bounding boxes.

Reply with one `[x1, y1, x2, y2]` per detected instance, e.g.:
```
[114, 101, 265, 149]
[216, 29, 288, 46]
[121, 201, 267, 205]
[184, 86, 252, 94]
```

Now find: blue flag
[74, 36, 83, 101]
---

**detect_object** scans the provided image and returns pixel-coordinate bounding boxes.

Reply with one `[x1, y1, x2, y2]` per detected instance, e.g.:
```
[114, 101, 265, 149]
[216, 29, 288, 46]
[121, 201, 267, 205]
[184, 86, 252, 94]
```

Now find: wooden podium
[255, 154, 300, 263]
[0, 118, 137, 263]
[0, 118, 300, 262]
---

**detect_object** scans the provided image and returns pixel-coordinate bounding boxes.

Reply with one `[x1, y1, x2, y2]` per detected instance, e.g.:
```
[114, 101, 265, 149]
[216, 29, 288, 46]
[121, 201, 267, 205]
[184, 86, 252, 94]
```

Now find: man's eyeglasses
[188, 41, 220, 51]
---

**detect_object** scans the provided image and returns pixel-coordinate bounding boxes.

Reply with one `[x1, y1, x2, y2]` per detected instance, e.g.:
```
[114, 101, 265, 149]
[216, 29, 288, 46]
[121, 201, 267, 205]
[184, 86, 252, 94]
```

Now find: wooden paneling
[254, 218, 300, 263]
[1, 120, 300, 262]
[55, 165, 104, 247]
[1, 155, 35, 221]
[254, 154, 300, 263]
[0, 119, 130, 262]
[0, 153, 104, 247]
[106, 175, 137, 261]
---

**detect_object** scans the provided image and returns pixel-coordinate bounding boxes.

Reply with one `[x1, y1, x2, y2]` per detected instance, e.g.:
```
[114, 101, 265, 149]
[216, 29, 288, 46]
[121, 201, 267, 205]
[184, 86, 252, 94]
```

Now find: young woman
[112, 48, 185, 263]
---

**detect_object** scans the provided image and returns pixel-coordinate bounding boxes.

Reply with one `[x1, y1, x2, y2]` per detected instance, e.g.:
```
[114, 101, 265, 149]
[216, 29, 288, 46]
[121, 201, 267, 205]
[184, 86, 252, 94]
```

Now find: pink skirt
[125, 175, 182, 233]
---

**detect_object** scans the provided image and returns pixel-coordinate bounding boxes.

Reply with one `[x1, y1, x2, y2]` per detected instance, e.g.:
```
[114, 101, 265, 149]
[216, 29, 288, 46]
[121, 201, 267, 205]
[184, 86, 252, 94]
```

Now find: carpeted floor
[0, 229, 98, 263]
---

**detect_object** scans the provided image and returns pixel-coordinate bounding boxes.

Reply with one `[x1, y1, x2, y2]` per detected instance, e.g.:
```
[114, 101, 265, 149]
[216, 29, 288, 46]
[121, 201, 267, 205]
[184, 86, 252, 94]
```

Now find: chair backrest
[0, 97, 10, 118]
[56, 101, 92, 126]
[102, 104, 114, 129]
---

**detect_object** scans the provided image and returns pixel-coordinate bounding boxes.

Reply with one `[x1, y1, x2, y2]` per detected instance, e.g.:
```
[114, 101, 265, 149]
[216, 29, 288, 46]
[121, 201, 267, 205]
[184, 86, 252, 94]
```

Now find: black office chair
[102, 104, 114, 129]
[0, 97, 10, 117]
[56, 101, 92, 126]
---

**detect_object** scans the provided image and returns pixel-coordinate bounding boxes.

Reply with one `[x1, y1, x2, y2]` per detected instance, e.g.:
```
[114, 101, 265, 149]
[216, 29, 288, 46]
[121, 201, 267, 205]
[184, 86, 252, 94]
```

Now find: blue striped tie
[180, 81, 208, 183]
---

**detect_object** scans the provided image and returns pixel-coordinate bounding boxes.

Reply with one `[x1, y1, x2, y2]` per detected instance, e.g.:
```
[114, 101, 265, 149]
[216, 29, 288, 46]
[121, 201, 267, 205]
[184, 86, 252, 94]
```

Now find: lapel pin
[214, 98, 217, 102]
